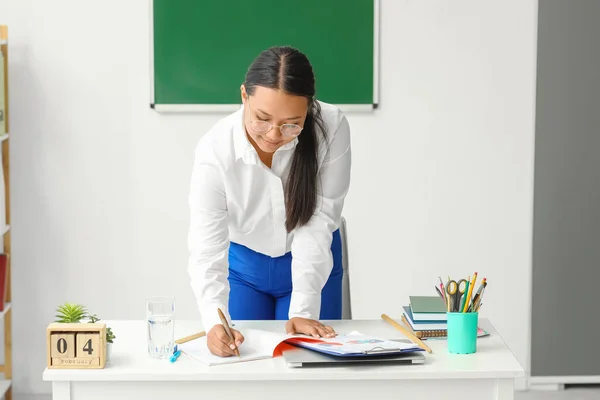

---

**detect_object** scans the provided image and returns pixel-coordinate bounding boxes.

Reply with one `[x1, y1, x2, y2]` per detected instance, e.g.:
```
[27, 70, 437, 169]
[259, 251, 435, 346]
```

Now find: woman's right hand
[207, 324, 244, 357]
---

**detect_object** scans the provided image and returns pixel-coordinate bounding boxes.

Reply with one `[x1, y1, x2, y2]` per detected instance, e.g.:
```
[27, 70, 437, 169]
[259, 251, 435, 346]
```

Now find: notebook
[402, 306, 447, 330]
[179, 329, 423, 366]
[401, 314, 490, 340]
[179, 329, 293, 366]
[408, 296, 447, 321]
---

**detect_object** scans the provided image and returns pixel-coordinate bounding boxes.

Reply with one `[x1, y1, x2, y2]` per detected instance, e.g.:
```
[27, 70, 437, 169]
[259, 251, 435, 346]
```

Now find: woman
[187, 46, 351, 357]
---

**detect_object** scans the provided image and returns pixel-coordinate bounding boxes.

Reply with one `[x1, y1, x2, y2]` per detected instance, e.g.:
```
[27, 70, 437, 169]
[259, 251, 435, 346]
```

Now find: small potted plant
[55, 302, 87, 323]
[88, 314, 116, 361]
[54, 303, 116, 361]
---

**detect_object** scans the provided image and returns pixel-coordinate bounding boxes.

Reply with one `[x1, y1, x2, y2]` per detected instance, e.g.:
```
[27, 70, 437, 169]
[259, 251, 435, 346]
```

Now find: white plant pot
[106, 342, 113, 362]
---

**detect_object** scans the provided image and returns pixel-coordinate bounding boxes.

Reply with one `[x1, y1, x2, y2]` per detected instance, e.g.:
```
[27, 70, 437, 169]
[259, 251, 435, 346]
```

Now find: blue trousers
[227, 229, 343, 320]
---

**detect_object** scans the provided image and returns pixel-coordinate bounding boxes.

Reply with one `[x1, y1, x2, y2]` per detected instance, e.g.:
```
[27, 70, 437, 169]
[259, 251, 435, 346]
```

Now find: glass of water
[146, 296, 175, 359]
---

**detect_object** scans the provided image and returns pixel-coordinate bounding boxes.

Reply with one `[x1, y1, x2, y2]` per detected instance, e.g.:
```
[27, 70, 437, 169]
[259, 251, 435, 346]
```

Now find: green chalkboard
[151, 0, 377, 110]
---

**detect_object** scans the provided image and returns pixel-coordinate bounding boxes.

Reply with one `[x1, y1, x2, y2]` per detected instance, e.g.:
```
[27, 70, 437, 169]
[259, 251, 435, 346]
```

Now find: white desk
[43, 318, 524, 400]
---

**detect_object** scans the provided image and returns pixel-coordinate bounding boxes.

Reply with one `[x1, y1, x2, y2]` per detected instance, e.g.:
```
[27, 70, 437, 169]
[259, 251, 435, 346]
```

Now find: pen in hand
[217, 308, 241, 357]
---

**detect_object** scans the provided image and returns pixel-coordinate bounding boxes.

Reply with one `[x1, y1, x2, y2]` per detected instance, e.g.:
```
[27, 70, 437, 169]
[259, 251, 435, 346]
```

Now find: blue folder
[285, 337, 424, 357]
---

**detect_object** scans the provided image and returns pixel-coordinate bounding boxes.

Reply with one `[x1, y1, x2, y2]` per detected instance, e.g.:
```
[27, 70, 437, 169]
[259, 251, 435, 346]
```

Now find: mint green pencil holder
[447, 312, 478, 354]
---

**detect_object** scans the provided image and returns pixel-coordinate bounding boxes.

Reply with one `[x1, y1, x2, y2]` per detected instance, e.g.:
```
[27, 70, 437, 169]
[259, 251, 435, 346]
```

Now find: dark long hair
[244, 46, 327, 232]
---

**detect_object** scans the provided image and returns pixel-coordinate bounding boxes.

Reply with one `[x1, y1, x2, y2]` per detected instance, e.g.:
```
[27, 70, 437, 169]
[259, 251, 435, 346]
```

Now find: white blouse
[187, 101, 352, 330]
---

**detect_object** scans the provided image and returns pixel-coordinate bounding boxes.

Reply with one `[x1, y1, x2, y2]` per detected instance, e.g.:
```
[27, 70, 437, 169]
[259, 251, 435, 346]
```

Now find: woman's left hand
[285, 317, 337, 338]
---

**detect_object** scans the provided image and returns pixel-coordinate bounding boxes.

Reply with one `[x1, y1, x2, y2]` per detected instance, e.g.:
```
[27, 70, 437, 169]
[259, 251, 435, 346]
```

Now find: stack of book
[402, 296, 489, 340]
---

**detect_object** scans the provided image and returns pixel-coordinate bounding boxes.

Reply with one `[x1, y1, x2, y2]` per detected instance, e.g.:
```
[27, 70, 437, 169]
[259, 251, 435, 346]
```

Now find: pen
[474, 282, 487, 311]
[217, 308, 240, 357]
[435, 286, 447, 309]
[438, 276, 446, 302]
[169, 345, 180, 363]
[435, 286, 444, 299]
[169, 350, 181, 363]
[469, 278, 486, 312]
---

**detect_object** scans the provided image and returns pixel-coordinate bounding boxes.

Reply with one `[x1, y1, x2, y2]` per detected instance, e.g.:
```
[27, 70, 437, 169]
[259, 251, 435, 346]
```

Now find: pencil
[446, 276, 451, 311]
[462, 272, 478, 312]
[175, 331, 206, 344]
[381, 313, 432, 353]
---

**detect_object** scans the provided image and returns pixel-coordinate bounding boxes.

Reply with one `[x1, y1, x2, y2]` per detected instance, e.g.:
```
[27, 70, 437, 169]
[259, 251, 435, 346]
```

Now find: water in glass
[146, 297, 174, 359]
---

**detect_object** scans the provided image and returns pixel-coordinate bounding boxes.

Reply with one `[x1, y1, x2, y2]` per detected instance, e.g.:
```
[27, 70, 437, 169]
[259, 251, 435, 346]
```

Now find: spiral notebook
[401, 314, 489, 340]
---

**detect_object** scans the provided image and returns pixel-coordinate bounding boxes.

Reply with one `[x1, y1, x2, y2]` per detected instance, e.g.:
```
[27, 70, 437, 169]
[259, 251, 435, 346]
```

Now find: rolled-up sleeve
[289, 115, 352, 319]
[187, 143, 231, 331]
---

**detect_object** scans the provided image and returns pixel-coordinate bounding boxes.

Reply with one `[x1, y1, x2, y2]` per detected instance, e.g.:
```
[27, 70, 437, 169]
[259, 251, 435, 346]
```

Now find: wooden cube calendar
[46, 323, 106, 369]
[50, 333, 75, 359]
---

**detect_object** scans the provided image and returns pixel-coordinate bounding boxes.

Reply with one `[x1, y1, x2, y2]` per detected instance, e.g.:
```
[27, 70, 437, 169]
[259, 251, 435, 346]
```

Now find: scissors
[445, 278, 468, 312]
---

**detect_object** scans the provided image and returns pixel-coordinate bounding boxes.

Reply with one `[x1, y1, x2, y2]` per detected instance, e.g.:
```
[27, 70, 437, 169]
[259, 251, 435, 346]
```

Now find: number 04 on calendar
[46, 323, 107, 369]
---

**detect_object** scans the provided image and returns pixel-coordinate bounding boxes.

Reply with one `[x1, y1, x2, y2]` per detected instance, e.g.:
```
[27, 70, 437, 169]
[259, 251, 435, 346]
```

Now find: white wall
[0, 0, 538, 395]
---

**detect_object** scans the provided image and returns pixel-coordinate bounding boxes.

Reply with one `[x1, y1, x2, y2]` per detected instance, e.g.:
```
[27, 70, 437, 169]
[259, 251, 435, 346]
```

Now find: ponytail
[285, 101, 327, 232]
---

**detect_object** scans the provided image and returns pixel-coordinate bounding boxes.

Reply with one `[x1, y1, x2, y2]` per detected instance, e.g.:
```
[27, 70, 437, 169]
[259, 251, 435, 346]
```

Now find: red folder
[0, 253, 7, 311]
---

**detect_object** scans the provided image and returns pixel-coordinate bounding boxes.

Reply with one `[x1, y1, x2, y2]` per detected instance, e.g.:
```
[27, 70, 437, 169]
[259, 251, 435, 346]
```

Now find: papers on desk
[285, 331, 423, 357]
[179, 329, 424, 366]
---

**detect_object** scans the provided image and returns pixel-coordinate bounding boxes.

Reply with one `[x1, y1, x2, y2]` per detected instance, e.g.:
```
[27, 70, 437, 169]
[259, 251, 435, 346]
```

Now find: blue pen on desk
[169, 345, 180, 363]
[170, 350, 181, 363]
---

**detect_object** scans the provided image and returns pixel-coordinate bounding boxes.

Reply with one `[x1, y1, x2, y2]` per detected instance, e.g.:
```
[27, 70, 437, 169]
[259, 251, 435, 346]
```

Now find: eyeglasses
[245, 99, 304, 137]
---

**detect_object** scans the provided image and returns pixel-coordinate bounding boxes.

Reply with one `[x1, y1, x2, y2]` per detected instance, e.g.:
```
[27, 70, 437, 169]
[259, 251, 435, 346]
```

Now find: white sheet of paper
[179, 329, 290, 366]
